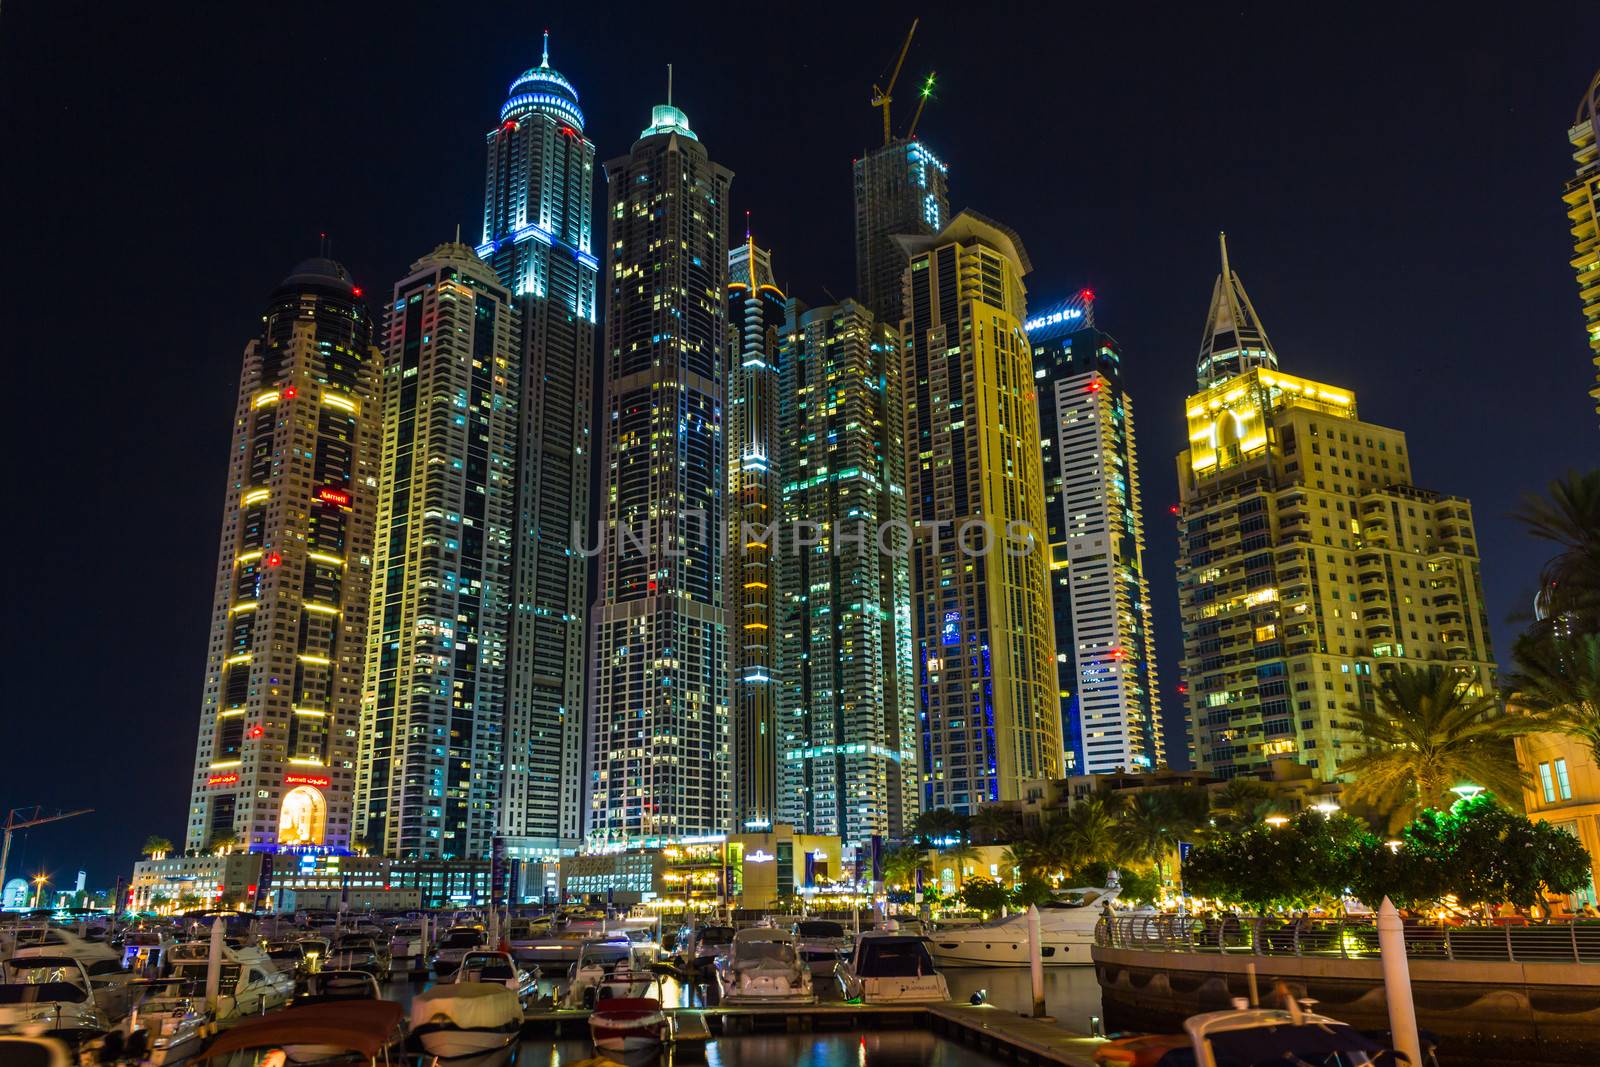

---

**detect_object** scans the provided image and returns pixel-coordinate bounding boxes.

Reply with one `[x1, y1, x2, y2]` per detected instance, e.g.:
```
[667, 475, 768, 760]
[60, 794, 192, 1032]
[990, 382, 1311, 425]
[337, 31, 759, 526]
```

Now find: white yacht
[837, 931, 949, 1004]
[125, 978, 208, 1065]
[165, 940, 294, 1022]
[410, 982, 523, 1059]
[792, 919, 852, 976]
[715, 928, 813, 1005]
[564, 941, 654, 1009]
[926, 886, 1119, 968]
[0, 956, 110, 1042]
[430, 926, 487, 976]
[454, 951, 538, 1005]
[11, 927, 134, 1020]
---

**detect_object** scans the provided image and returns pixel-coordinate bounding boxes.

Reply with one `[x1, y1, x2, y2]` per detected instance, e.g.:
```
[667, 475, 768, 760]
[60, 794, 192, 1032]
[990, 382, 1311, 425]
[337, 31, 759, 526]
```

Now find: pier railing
[1096, 913, 1600, 964]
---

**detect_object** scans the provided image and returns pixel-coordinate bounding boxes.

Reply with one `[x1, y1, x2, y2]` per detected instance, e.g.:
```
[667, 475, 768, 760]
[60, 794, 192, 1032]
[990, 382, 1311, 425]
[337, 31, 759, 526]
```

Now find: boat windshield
[696, 926, 735, 945]
[735, 940, 797, 966]
[4, 960, 86, 987]
[579, 944, 632, 967]
[461, 954, 517, 980]
[439, 932, 481, 949]
[858, 938, 935, 978]
[795, 921, 845, 939]
[1206, 1022, 1381, 1065]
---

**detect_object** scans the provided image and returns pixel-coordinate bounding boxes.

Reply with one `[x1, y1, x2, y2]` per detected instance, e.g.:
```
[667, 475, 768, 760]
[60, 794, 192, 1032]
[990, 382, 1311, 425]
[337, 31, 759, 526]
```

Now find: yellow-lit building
[1516, 732, 1600, 907]
[1176, 239, 1496, 782]
[899, 211, 1062, 811]
[1563, 66, 1600, 421]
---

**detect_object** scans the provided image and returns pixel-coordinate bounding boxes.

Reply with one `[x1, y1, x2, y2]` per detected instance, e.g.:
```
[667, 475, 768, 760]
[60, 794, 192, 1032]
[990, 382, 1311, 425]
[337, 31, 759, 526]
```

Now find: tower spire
[1196, 232, 1277, 389]
[541, 29, 549, 67]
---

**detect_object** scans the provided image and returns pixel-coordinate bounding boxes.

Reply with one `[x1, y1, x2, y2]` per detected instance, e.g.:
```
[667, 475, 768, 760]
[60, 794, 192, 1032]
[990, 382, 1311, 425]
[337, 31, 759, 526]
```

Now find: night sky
[4, 3, 1597, 887]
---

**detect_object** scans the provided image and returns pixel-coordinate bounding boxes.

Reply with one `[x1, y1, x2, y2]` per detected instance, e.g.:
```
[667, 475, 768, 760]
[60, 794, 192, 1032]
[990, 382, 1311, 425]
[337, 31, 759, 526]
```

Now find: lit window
[1556, 758, 1572, 801]
[1539, 762, 1556, 804]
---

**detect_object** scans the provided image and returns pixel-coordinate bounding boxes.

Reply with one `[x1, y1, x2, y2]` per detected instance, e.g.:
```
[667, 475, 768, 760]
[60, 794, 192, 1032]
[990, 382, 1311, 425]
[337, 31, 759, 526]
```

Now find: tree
[1390, 794, 1592, 910]
[1508, 633, 1600, 768]
[956, 877, 1010, 916]
[1008, 875, 1056, 909]
[883, 845, 933, 889]
[1340, 665, 1531, 826]
[1514, 470, 1600, 638]
[1207, 778, 1271, 835]
[208, 831, 238, 855]
[937, 842, 980, 890]
[1182, 811, 1378, 911]
[141, 835, 174, 860]
[1053, 798, 1121, 872]
[911, 807, 970, 846]
[1114, 792, 1204, 888]
[970, 804, 1019, 845]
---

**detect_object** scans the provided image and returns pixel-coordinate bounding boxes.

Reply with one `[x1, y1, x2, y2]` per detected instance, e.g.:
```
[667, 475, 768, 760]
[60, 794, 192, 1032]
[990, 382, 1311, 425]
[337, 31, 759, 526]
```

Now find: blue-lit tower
[478, 34, 597, 858]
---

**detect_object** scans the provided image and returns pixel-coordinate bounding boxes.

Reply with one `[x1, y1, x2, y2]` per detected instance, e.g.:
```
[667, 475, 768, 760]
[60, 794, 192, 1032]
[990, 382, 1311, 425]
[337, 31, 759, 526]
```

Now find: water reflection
[533, 1032, 995, 1065]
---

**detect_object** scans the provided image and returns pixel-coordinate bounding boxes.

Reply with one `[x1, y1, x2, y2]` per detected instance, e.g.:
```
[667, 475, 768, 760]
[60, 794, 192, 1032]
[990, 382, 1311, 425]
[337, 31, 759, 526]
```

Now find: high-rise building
[1029, 295, 1162, 774]
[853, 139, 948, 326]
[1563, 67, 1600, 422]
[476, 37, 597, 853]
[727, 236, 785, 831]
[588, 101, 733, 844]
[357, 242, 520, 860]
[776, 299, 917, 843]
[1176, 238, 1497, 781]
[900, 211, 1062, 812]
[185, 258, 381, 855]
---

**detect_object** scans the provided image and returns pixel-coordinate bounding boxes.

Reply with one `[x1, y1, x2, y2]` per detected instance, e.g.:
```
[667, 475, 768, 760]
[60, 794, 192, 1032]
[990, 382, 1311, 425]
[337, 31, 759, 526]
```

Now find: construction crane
[870, 18, 919, 147]
[0, 806, 92, 905]
[905, 71, 937, 141]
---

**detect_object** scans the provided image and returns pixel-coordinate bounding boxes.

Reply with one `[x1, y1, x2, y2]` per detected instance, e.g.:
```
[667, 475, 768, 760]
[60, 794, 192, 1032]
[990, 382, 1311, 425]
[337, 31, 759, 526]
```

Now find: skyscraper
[476, 37, 597, 853]
[777, 299, 917, 843]
[357, 242, 520, 860]
[588, 101, 732, 844]
[1176, 238, 1497, 781]
[853, 139, 948, 325]
[1029, 296, 1163, 774]
[900, 211, 1062, 812]
[185, 257, 381, 855]
[1563, 66, 1600, 422]
[727, 236, 785, 831]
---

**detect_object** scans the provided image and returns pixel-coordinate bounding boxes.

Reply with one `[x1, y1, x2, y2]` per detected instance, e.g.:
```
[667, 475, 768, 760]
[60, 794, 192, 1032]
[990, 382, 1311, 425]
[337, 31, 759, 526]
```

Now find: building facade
[1516, 731, 1600, 908]
[899, 211, 1062, 811]
[726, 238, 786, 831]
[476, 38, 597, 853]
[1029, 300, 1162, 774]
[776, 299, 917, 844]
[357, 242, 520, 860]
[588, 103, 733, 844]
[1563, 67, 1600, 422]
[1177, 242, 1497, 781]
[853, 139, 949, 326]
[184, 258, 381, 855]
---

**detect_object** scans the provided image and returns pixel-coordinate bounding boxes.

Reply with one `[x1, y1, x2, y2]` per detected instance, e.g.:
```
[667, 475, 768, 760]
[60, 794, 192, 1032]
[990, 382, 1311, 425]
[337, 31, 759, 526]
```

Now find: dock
[522, 1002, 1104, 1064]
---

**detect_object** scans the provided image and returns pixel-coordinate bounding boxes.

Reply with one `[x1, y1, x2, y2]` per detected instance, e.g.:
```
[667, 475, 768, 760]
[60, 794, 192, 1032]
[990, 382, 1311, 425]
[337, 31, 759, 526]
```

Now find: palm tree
[1208, 777, 1270, 835]
[208, 830, 239, 856]
[937, 842, 980, 890]
[882, 845, 933, 890]
[969, 804, 1018, 845]
[1113, 792, 1201, 888]
[911, 807, 970, 846]
[141, 835, 174, 860]
[1341, 665, 1531, 826]
[1053, 798, 1122, 872]
[1514, 470, 1600, 637]
[1508, 633, 1600, 767]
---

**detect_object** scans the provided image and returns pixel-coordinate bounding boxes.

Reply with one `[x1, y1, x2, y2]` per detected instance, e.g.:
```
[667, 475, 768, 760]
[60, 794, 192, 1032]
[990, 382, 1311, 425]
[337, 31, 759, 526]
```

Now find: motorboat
[588, 996, 667, 1054]
[564, 941, 655, 1009]
[410, 982, 523, 1059]
[715, 928, 814, 1005]
[298, 969, 383, 1004]
[431, 927, 488, 976]
[166, 940, 294, 1022]
[263, 940, 310, 980]
[327, 934, 389, 978]
[296, 935, 332, 974]
[0, 956, 110, 1042]
[119, 930, 175, 978]
[454, 951, 538, 1004]
[792, 919, 852, 976]
[1091, 1003, 1434, 1067]
[386, 922, 426, 974]
[125, 978, 207, 1065]
[11, 926, 135, 1020]
[837, 931, 949, 1004]
[674, 922, 734, 981]
[926, 886, 1120, 968]
[199, 999, 406, 1065]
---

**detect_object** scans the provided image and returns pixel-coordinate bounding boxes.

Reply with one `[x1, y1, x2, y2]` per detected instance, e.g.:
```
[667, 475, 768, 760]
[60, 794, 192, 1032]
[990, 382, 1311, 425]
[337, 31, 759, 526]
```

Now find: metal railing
[1097, 914, 1600, 964]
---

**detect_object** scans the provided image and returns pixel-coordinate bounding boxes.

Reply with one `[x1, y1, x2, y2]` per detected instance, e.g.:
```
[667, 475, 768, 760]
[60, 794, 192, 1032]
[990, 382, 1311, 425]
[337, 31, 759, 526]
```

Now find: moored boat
[837, 931, 949, 1004]
[588, 996, 666, 1054]
[410, 981, 522, 1059]
[715, 928, 813, 1005]
[198, 999, 406, 1065]
[0, 956, 110, 1043]
[792, 919, 851, 976]
[926, 886, 1119, 968]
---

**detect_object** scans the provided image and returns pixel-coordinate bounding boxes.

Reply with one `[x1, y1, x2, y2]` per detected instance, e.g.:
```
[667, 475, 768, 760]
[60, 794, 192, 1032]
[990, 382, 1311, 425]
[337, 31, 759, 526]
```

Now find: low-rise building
[1516, 731, 1600, 908]
[131, 852, 491, 912]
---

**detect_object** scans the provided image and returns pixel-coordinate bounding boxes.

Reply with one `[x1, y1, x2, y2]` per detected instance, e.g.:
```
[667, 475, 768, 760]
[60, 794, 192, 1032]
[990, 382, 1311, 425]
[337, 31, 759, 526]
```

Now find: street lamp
[31, 874, 48, 910]
[1263, 815, 1289, 828]
[1450, 783, 1485, 802]
[1311, 799, 1340, 815]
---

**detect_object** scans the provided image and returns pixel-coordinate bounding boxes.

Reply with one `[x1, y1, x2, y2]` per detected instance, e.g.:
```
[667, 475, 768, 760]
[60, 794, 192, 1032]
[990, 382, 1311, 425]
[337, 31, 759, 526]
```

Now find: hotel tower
[185, 258, 381, 855]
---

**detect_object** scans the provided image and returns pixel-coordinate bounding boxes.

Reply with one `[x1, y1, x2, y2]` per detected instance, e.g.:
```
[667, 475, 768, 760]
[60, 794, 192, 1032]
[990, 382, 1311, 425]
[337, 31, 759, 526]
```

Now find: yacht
[430, 927, 487, 976]
[410, 982, 523, 1059]
[792, 919, 852, 976]
[165, 940, 294, 1022]
[564, 941, 654, 1009]
[588, 996, 667, 1054]
[926, 886, 1120, 968]
[837, 931, 949, 1004]
[454, 951, 538, 1005]
[125, 978, 208, 1065]
[386, 922, 427, 975]
[11, 927, 135, 1020]
[0, 956, 110, 1043]
[715, 928, 814, 1005]
[1091, 1003, 1433, 1067]
[327, 933, 389, 978]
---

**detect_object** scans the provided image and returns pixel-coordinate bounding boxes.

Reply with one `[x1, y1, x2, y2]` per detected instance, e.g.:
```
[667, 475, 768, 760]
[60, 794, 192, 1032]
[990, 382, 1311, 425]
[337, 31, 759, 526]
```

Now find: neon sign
[207, 773, 238, 787]
[747, 850, 774, 863]
[1023, 307, 1084, 333]
[284, 773, 330, 789]
[316, 487, 351, 507]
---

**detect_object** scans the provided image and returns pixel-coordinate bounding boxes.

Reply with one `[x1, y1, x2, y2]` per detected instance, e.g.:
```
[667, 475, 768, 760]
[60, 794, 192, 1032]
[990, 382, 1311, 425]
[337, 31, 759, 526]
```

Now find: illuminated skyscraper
[1563, 67, 1600, 421]
[1029, 296, 1162, 774]
[776, 299, 916, 843]
[185, 257, 381, 855]
[853, 139, 948, 325]
[588, 101, 732, 844]
[900, 211, 1061, 811]
[1177, 237, 1497, 781]
[357, 242, 520, 860]
[727, 236, 785, 831]
[476, 37, 597, 853]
